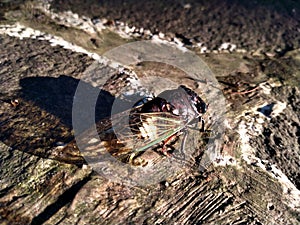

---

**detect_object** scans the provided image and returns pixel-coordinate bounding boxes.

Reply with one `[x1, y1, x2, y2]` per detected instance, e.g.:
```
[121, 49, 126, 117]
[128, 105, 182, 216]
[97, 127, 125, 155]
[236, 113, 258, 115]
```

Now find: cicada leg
[200, 117, 205, 132]
[170, 129, 187, 162]
[129, 151, 148, 166]
[129, 152, 137, 164]
[161, 134, 179, 156]
[180, 129, 188, 155]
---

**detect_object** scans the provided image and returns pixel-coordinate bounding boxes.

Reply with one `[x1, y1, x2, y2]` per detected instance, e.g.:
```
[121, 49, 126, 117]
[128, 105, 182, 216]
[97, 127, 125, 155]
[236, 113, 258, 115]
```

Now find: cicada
[57, 85, 207, 166]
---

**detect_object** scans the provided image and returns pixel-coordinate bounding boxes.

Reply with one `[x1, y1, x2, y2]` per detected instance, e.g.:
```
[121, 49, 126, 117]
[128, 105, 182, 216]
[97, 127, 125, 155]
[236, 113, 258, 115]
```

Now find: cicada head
[157, 85, 207, 122]
[179, 85, 207, 115]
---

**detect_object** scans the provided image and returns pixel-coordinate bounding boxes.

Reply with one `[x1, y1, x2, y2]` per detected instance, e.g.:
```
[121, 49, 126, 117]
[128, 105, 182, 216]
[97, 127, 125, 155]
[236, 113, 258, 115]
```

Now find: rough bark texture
[51, 0, 300, 53]
[0, 1, 299, 225]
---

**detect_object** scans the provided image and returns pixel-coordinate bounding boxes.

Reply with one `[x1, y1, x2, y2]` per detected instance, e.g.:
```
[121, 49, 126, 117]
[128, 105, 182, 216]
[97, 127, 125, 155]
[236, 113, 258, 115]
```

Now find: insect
[127, 85, 207, 156]
[58, 85, 207, 166]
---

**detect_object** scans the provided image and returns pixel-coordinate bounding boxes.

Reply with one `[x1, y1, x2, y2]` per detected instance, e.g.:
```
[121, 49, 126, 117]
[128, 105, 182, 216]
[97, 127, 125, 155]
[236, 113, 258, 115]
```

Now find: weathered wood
[0, 2, 299, 224]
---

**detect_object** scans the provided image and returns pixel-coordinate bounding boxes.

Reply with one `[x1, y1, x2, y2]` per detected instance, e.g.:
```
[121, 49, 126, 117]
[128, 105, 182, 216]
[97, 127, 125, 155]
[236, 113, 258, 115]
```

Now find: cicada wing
[113, 112, 187, 153]
[50, 108, 135, 164]
[54, 110, 187, 165]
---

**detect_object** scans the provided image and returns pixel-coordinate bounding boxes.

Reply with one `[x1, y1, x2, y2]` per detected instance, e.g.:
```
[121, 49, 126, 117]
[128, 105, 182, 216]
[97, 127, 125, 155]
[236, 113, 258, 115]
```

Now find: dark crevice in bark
[30, 176, 91, 225]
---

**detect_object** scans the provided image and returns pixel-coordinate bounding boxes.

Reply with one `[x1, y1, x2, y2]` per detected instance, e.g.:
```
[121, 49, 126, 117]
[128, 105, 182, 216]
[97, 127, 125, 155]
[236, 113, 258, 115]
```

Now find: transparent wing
[112, 112, 187, 153]
[55, 109, 187, 165]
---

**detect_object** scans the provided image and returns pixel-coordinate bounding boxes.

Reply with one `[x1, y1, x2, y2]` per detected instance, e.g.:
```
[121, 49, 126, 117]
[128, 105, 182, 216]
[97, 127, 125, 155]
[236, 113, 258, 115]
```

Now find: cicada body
[56, 85, 207, 166]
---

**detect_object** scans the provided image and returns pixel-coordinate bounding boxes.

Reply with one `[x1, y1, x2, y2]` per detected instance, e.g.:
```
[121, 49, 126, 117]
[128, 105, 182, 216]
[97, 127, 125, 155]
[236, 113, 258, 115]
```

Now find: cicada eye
[197, 101, 207, 114]
[192, 95, 207, 114]
[179, 85, 207, 114]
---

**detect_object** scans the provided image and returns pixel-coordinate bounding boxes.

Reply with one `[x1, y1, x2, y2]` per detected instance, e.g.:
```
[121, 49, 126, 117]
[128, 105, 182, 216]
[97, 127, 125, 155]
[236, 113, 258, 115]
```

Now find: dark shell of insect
[54, 85, 207, 166]
[132, 85, 206, 124]
[158, 85, 207, 120]
[129, 85, 207, 142]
